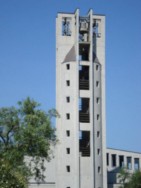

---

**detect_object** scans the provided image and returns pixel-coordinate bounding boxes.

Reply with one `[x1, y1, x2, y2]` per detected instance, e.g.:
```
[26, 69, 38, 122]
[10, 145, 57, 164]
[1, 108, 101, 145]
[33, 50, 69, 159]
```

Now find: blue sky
[0, 0, 141, 152]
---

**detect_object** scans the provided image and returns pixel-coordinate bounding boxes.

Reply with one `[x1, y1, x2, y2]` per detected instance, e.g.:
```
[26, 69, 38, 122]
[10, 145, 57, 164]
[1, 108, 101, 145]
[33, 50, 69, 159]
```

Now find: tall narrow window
[96, 81, 99, 87]
[112, 154, 116, 167]
[127, 157, 132, 170]
[66, 166, 70, 172]
[66, 130, 70, 137]
[66, 148, 70, 154]
[119, 155, 124, 168]
[66, 113, 70, 119]
[66, 80, 70, 86]
[97, 148, 100, 155]
[98, 166, 101, 174]
[97, 114, 100, 120]
[66, 64, 70, 70]
[96, 64, 99, 71]
[96, 97, 100, 104]
[66, 97, 70, 103]
[93, 19, 101, 37]
[97, 131, 100, 138]
[134, 158, 140, 170]
[62, 17, 71, 36]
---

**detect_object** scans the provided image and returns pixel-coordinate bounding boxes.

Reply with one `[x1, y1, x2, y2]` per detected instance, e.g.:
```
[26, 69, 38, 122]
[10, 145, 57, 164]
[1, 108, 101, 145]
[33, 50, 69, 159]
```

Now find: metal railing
[79, 79, 89, 90]
[80, 141, 90, 157]
[79, 112, 90, 123]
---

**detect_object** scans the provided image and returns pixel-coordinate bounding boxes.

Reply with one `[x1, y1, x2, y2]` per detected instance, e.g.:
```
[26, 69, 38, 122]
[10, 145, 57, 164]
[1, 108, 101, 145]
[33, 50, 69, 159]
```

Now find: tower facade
[56, 9, 107, 188]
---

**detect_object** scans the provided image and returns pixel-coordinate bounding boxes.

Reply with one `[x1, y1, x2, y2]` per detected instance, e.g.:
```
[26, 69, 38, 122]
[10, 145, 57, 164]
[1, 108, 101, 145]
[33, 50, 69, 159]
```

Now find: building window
[97, 114, 100, 120]
[96, 97, 100, 104]
[119, 155, 124, 168]
[66, 148, 70, 154]
[66, 97, 70, 103]
[134, 158, 140, 170]
[112, 154, 116, 167]
[66, 130, 70, 137]
[96, 81, 99, 87]
[127, 157, 132, 170]
[96, 64, 99, 71]
[66, 166, 70, 172]
[66, 64, 70, 70]
[66, 80, 70, 86]
[93, 19, 101, 38]
[97, 131, 100, 138]
[98, 166, 101, 174]
[62, 17, 71, 36]
[66, 113, 70, 119]
[97, 148, 100, 155]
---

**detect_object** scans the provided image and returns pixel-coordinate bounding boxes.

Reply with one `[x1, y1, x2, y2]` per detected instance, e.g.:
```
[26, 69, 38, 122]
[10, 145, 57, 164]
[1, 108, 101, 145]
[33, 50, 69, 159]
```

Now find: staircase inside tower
[79, 131, 90, 157]
[79, 66, 89, 90]
[79, 98, 90, 123]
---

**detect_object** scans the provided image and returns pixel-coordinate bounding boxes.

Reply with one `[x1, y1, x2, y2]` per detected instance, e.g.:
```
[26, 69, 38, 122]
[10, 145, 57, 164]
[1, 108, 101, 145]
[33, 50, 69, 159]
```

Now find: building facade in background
[107, 148, 141, 188]
[29, 9, 141, 188]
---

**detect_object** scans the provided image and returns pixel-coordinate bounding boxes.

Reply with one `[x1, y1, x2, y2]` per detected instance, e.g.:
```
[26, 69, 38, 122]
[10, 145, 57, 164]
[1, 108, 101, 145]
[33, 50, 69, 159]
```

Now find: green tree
[118, 168, 141, 188]
[118, 167, 130, 188]
[126, 170, 141, 188]
[0, 97, 57, 188]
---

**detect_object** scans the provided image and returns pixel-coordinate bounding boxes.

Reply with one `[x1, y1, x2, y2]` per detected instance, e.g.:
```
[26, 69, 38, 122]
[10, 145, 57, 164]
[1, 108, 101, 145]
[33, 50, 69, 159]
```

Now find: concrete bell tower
[56, 9, 107, 188]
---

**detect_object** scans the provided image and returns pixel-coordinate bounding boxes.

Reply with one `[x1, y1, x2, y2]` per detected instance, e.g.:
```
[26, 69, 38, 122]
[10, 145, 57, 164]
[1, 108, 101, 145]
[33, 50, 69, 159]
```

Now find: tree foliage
[0, 97, 57, 188]
[126, 170, 141, 188]
[118, 168, 141, 188]
[118, 167, 130, 187]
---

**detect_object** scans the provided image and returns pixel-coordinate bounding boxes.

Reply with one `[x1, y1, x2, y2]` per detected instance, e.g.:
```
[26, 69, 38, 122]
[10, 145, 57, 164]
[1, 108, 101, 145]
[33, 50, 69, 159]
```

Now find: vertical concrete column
[108, 153, 112, 170]
[131, 157, 134, 172]
[124, 155, 127, 168]
[88, 9, 95, 188]
[116, 154, 119, 167]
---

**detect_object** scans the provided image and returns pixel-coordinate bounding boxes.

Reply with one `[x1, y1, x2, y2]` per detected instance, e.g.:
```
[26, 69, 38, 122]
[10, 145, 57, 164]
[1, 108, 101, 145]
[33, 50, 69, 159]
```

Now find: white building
[107, 148, 141, 188]
[56, 9, 106, 188]
[29, 9, 141, 188]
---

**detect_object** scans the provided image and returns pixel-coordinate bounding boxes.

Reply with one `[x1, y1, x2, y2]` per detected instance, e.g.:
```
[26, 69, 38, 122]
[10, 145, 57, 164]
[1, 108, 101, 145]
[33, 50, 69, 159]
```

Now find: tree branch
[0, 134, 6, 144]
[6, 125, 15, 145]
